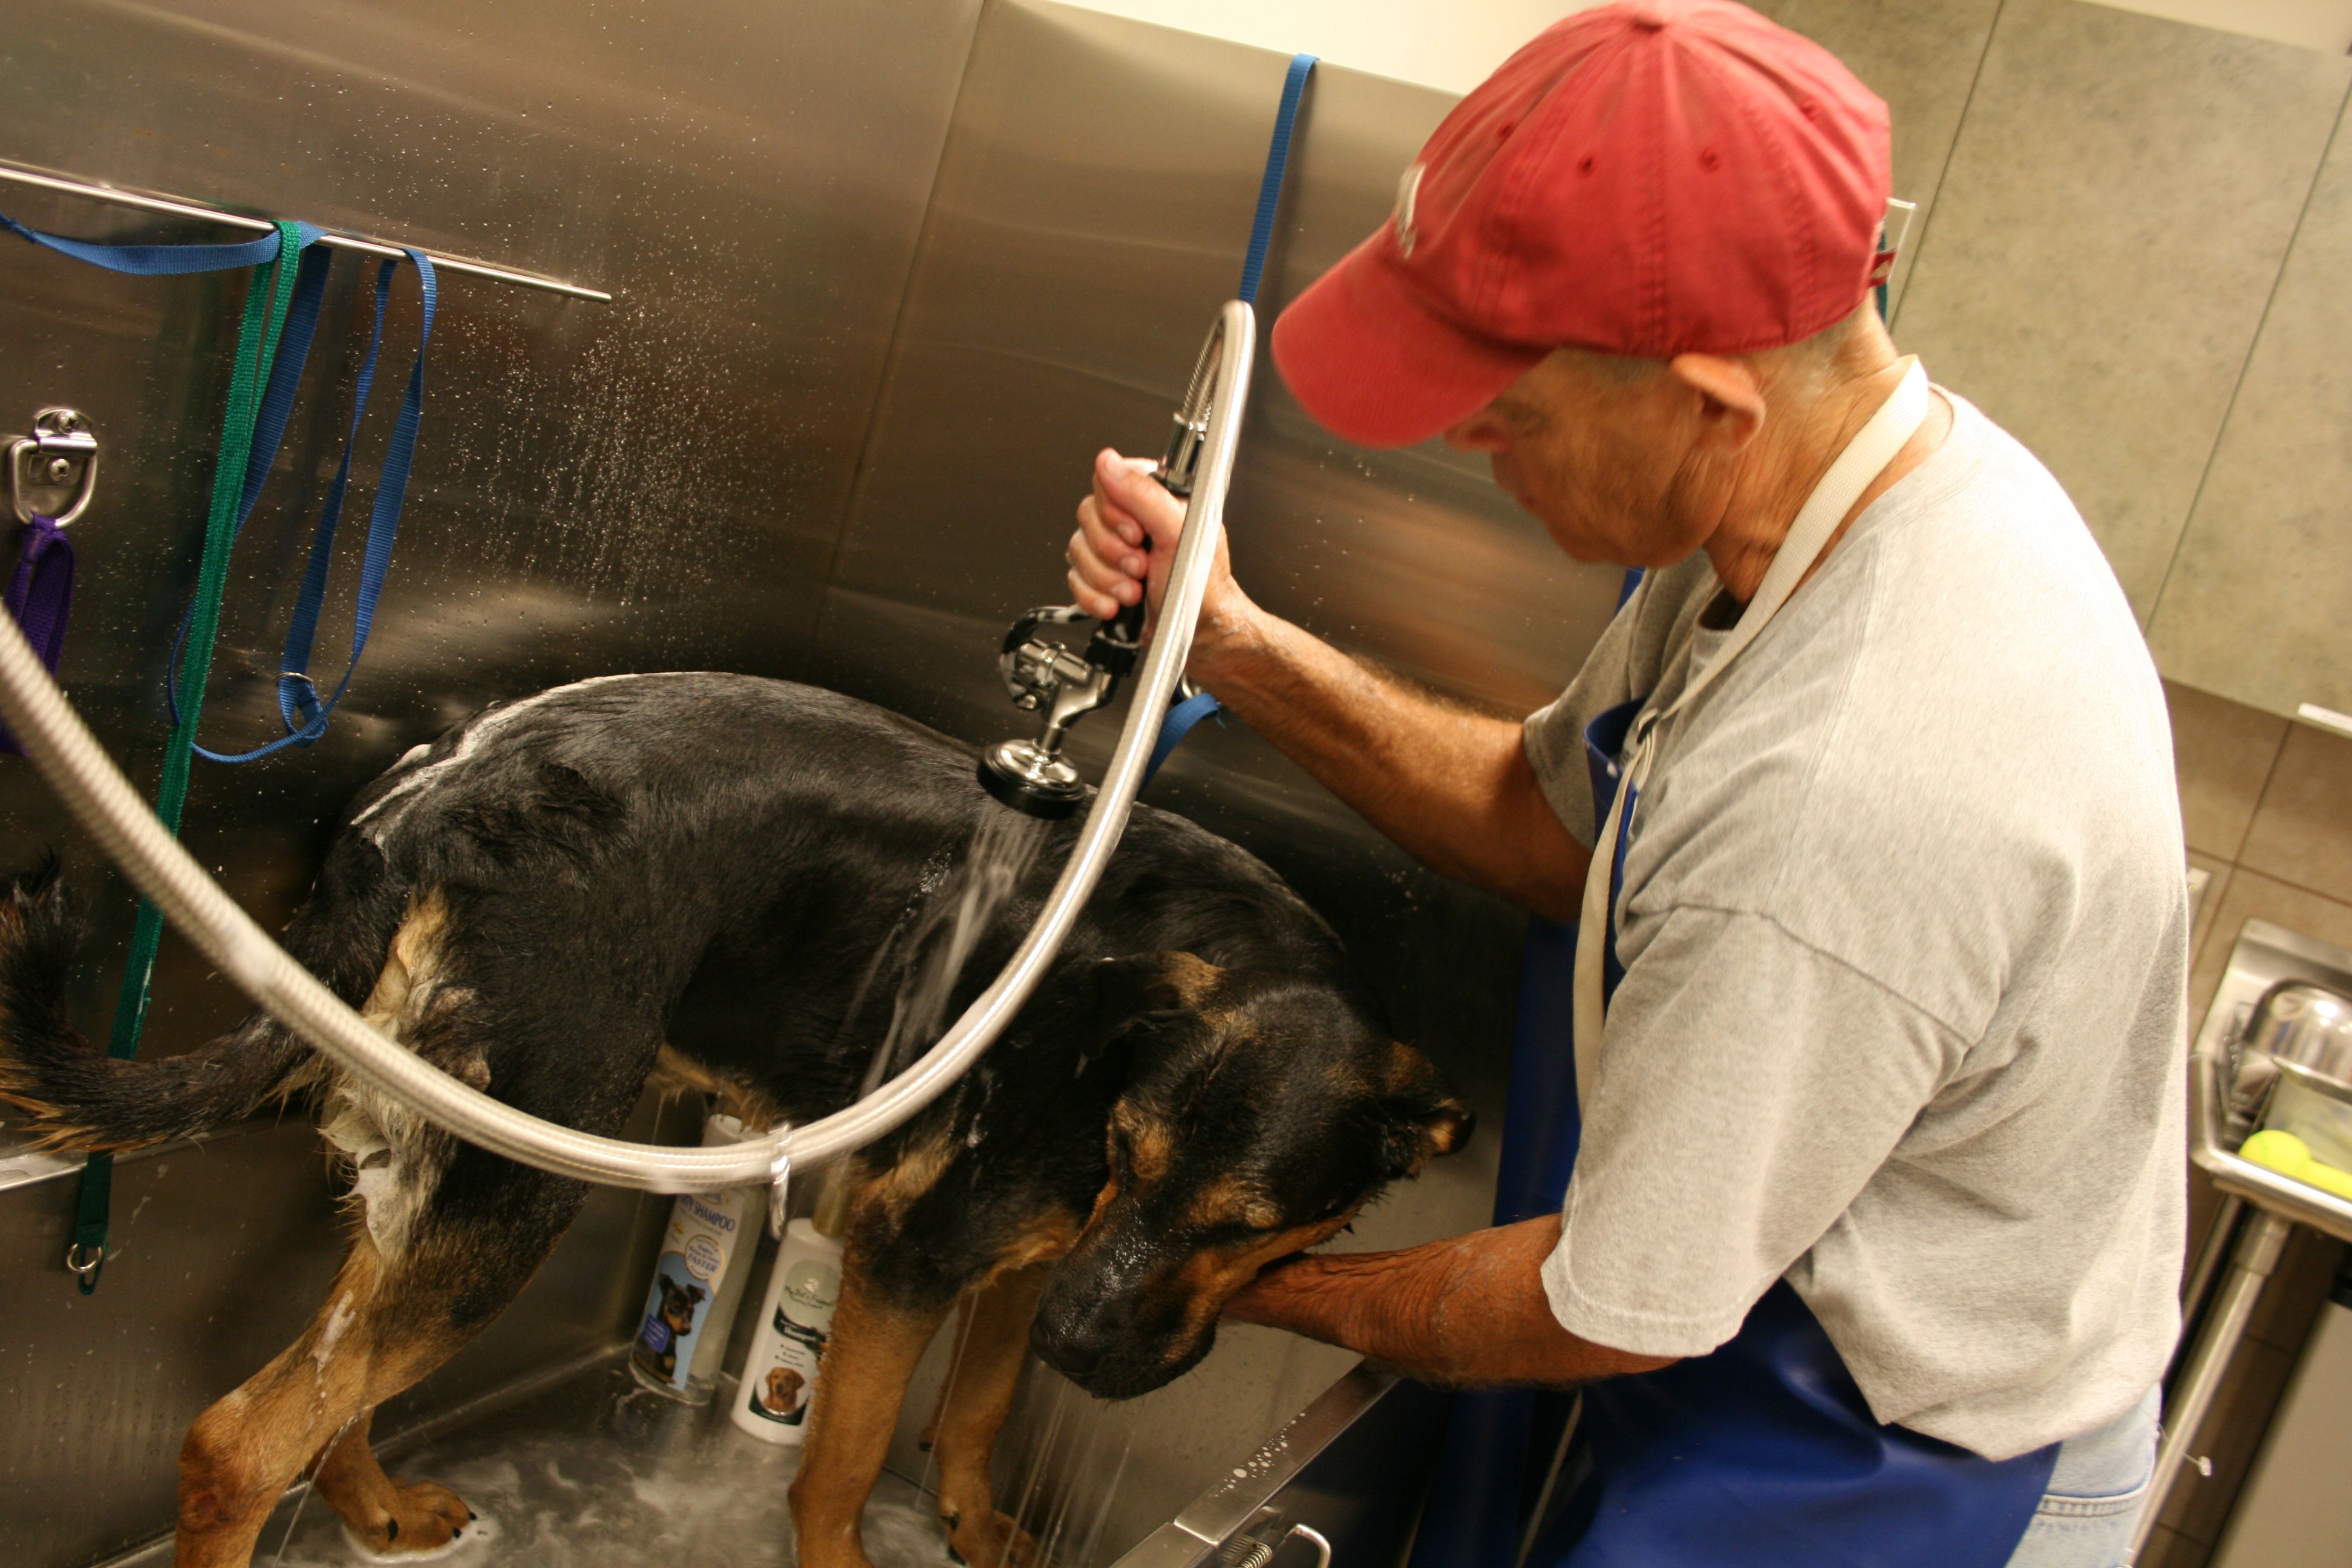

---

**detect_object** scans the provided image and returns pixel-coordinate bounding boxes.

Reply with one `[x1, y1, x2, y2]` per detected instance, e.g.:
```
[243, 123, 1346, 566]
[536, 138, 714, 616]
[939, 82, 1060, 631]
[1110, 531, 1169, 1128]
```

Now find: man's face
[1442, 351, 1712, 569]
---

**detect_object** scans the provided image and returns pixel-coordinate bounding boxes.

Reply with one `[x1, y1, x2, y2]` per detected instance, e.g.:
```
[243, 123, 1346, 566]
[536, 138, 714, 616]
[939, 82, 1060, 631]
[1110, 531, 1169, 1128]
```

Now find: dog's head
[658, 1277, 706, 1328]
[1031, 952, 1471, 1399]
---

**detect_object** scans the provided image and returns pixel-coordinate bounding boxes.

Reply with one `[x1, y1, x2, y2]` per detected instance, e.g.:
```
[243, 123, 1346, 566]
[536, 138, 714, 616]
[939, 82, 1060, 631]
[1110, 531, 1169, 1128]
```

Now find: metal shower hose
[0, 300, 1256, 1195]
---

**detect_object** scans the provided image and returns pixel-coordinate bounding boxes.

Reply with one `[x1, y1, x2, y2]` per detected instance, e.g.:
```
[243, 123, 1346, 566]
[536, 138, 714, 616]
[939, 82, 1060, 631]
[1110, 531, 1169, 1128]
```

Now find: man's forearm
[1197, 610, 1589, 921]
[1224, 1215, 1670, 1387]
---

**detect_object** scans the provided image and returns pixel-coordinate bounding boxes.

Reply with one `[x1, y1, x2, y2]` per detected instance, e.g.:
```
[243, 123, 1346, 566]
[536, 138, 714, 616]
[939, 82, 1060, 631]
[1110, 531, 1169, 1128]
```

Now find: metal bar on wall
[0, 159, 613, 303]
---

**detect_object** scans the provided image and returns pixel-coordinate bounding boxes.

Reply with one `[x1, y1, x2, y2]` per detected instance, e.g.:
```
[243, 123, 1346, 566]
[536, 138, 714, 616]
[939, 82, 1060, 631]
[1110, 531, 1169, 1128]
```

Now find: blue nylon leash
[271, 251, 436, 757]
[1146, 688, 1225, 781]
[1236, 53, 1318, 309]
[171, 249, 437, 761]
[0, 212, 295, 276]
[1142, 51, 1316, 788]
[168, 247, 440, 762]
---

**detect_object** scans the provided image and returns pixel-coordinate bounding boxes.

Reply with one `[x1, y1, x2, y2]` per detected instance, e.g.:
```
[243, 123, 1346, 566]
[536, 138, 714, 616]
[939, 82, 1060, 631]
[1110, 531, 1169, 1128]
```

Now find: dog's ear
[1083, 951, 1223, 1037]
[1377, 1042, 1474, 1179]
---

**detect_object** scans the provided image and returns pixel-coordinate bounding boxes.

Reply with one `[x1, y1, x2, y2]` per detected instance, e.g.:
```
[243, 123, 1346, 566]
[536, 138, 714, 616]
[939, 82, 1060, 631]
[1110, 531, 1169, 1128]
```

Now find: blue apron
[1517, 699, 2059, 1566]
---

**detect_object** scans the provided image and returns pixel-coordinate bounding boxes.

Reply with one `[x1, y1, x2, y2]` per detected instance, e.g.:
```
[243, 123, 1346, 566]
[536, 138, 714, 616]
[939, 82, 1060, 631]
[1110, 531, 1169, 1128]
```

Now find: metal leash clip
[8, 407, 99, 527]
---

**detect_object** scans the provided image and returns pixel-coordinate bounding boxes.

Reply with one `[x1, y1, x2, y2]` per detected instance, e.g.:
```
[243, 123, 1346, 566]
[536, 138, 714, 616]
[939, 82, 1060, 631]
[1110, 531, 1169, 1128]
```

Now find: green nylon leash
[67, 221, 309, 1295]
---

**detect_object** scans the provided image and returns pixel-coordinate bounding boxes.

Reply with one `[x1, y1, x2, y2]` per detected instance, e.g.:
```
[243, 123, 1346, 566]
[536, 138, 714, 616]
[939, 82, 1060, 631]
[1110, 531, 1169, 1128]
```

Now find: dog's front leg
[933, 1264, 1051, 1568]
[788, 1270, 947, 1568]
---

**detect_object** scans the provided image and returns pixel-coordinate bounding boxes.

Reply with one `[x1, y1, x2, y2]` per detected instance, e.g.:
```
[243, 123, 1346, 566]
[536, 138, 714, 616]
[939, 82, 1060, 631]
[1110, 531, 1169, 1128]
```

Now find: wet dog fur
[0, 674, 1469, 1568]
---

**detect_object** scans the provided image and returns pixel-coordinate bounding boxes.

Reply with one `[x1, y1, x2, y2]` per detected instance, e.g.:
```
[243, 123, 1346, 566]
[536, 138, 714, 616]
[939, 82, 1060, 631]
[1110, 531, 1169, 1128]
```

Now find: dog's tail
[0, 846, 405, 1152]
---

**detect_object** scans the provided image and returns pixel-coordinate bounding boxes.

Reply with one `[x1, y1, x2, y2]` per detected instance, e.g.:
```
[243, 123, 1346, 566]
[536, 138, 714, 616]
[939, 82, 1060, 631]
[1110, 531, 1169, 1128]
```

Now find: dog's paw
[942, 1506, 1037, 1568]
[345, 1477, 474, 1558]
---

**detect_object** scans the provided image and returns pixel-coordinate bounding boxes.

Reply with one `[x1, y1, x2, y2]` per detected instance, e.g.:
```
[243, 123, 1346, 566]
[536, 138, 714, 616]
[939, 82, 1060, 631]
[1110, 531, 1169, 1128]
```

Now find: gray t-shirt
[1523, 391, 2187, 1462]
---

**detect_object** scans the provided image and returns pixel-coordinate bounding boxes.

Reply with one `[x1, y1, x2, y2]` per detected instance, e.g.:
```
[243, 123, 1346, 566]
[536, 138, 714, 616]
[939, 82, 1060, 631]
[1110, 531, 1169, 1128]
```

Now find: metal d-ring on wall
[0, 298, 1256, 1198]
[0, 159, 612, 302]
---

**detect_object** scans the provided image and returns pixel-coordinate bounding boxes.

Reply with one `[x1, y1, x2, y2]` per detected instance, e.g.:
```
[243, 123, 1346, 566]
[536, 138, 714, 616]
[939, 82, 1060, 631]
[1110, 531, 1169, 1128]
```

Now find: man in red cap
[1067, 4, 2184, 1564]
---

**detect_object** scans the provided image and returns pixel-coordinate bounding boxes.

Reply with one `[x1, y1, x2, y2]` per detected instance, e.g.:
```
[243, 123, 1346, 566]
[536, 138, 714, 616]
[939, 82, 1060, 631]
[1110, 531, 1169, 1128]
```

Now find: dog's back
[0, 672, 1365, 1163]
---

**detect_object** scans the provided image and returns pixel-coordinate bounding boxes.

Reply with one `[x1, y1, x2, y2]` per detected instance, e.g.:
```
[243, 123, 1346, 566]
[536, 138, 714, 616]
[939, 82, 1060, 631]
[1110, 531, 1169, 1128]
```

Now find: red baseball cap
[1272, 0, 1892, 449]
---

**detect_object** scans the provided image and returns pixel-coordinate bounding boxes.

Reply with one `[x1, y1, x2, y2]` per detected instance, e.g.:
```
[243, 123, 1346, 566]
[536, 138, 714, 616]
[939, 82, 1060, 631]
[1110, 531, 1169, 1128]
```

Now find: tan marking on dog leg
[177, 1244, 388, 1568]
[179, 1227, 487, 1567]
[645, 1044, 786, 1131]
[309, 1408, 473, 1556]
[788, 1272, 949, 1568]
[356, 892, 451, 1034]
[855, 1129, 957, 1225]
[988, 1209, 1082, 1278]
[933, 1266, 1053, 1568]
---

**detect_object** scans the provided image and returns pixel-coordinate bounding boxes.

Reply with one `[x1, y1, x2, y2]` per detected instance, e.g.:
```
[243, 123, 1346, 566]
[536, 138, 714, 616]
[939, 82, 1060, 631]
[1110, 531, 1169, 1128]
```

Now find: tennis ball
[2305, 1160, 2352, 1201]
[2242, 1129, 2313, 1177]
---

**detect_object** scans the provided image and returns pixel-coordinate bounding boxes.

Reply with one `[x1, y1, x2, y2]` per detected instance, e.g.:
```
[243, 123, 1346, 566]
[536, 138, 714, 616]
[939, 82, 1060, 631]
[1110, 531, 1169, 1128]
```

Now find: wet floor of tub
[108, 1356, 956, 1568]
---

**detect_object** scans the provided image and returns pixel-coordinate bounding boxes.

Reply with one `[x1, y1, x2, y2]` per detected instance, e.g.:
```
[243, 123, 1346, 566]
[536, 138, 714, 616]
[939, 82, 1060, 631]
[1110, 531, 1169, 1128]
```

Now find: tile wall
[2148, 685, 2352, 1568]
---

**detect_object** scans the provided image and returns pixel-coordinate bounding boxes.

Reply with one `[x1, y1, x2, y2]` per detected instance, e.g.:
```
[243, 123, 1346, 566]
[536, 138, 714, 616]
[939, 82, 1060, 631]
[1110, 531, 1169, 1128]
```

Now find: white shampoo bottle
[730, 1172, 849, 1444]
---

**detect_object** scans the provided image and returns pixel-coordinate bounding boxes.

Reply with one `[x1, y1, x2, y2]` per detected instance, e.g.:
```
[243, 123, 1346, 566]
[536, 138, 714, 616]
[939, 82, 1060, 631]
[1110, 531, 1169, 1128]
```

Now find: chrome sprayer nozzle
[977, 738, 1088, 820]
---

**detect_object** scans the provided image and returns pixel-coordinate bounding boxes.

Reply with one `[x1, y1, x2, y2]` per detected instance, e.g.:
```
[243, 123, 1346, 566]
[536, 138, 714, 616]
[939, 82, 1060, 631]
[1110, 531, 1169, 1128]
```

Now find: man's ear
[1379, 1042, 1475, 1179]
[1667, 352, 1768, 454]
[1083, 951, 1223, 1038]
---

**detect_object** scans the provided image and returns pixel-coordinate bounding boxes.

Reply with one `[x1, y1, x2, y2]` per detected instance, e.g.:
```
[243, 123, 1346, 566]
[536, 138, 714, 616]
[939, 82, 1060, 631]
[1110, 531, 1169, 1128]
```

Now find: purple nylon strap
[0, 514, 74, 756]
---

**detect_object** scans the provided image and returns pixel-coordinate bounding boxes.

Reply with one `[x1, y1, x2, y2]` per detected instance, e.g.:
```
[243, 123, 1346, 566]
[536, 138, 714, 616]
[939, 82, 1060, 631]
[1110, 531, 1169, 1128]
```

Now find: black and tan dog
[0, 675, 1469, 1568]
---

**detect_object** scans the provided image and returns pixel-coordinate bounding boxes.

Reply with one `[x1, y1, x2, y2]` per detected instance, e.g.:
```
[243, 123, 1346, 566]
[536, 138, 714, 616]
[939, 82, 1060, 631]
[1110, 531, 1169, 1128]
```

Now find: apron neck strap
[1570, 357, 1933, 1108]
[1648, 356, 1930, 737]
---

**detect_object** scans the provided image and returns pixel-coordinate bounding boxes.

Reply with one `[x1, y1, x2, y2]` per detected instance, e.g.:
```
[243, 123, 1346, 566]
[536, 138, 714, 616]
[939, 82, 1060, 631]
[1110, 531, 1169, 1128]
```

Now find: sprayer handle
[1084, 466, 1180, 675]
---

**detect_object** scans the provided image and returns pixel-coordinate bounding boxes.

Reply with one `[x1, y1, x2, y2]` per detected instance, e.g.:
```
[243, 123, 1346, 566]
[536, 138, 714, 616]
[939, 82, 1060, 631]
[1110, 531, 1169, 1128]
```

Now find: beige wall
[1047, 0, 1597, 94]
[2088, 0, 2352, 51]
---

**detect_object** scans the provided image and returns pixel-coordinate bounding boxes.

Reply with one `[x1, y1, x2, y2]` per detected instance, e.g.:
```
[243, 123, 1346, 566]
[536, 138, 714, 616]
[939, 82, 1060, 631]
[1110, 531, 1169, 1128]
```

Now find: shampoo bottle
[629, 1111, 759, 1404]
[730, 1168, 850, 1443]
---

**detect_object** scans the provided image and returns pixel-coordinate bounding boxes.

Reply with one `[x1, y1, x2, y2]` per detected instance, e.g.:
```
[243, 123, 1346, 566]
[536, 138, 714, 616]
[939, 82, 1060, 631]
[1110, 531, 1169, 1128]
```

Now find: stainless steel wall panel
[0, 4, 976, 1561]
[823, 2, 1621, 734]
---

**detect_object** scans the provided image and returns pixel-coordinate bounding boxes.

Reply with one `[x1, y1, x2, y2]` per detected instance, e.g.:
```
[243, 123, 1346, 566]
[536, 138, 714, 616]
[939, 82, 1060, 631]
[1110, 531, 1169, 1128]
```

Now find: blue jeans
[2002, 1388, 2160, 1568]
